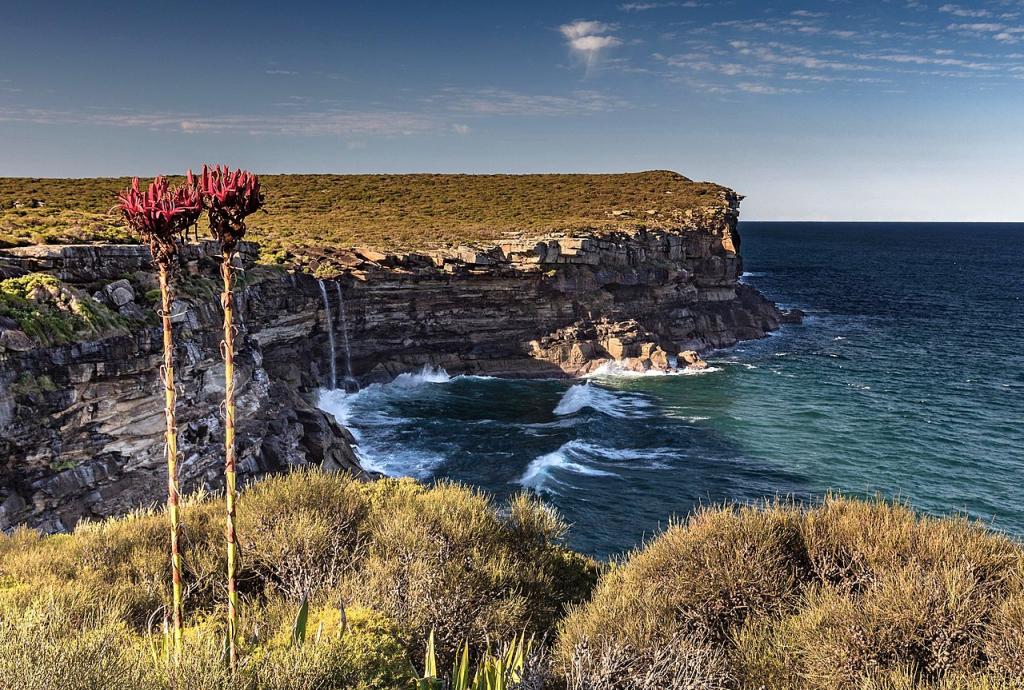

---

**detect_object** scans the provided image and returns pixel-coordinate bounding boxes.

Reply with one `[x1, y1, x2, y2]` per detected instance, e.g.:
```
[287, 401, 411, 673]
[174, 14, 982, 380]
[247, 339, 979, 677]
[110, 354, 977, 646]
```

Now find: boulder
[104, 279, 135, 308]
[678, 350, 708, 370]
[649, 347, 671, 370]
[0, 329, 35, 352]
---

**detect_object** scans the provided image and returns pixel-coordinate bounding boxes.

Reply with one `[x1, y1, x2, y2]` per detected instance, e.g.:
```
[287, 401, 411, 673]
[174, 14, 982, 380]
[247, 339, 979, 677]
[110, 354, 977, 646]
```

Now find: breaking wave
[516, 440, 676, 493]
[553, 383, 651, 418]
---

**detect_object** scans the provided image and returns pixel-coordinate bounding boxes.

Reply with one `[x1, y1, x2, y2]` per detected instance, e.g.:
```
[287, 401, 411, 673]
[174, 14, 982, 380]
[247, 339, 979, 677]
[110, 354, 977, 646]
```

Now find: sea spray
[317, 279, 337, 389]
[334, 282, 356, 387]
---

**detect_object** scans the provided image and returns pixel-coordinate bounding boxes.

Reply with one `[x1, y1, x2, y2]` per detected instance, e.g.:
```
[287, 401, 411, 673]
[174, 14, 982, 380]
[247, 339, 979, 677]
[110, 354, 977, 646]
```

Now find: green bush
[0, 500, 226, 626]
[349, 479, 596, 661]
[0, 471, 595, 687]
[237, 469, 370, 601]
[556, 497, 1024, 690]
[0, 272, 129, 346]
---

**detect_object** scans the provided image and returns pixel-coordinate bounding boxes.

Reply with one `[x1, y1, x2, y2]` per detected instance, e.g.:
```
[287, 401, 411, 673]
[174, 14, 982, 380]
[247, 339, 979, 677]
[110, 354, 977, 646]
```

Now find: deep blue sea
[319, 223, 1024, 559]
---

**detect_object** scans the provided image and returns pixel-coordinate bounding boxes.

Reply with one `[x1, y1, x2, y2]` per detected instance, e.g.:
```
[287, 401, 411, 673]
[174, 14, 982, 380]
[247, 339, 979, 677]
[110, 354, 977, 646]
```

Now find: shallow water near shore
[319, 222, 1024, 559]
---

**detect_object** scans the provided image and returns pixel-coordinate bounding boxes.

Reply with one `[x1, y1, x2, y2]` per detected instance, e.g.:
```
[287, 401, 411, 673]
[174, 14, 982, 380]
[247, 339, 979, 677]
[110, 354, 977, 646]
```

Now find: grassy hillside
[2, 472, 1022, 689]
[0, 171, 731, 260]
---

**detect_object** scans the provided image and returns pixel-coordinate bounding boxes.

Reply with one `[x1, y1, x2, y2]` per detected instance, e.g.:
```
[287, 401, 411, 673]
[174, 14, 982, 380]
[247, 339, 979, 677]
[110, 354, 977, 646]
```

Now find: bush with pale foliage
[556, 496, 1024, 690]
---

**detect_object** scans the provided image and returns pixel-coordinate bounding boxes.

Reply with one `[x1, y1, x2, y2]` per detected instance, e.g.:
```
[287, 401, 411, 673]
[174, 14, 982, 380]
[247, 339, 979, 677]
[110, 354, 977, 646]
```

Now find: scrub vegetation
[1, 475, 1022, 689]
[0, 272, 130, 346]
[0, 171, 731, 259]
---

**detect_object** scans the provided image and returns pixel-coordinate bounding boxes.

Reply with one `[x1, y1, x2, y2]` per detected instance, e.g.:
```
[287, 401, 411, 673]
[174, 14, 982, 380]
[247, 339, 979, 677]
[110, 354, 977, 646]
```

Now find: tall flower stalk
[117, 176, 201, 666]
[194, 165, 263, 671]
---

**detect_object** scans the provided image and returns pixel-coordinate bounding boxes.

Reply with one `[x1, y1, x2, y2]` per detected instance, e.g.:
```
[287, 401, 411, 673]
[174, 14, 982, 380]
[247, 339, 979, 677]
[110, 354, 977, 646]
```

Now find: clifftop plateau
[0, 170, 737, 261]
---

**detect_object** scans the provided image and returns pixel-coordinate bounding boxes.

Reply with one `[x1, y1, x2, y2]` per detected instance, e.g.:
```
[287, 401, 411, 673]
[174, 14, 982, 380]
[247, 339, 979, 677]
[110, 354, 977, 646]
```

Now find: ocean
[318, 222, 1024, 559]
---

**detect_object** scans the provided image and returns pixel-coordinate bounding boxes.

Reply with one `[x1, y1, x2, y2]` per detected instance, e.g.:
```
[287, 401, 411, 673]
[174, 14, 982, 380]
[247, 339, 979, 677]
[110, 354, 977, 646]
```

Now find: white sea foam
[516, 440, 675, 492]
[583, 361, 722, 379]
[518, 445, 618, 493]
[316, 366, 459, 476]
[720, 361, 758, 370]
[389, 365, 452, 387]
[553, 383, 651, 418]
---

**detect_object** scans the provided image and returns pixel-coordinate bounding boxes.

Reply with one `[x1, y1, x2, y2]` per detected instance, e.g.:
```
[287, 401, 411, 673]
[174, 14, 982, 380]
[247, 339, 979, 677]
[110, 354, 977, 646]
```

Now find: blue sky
[2, 1, 1022, 220]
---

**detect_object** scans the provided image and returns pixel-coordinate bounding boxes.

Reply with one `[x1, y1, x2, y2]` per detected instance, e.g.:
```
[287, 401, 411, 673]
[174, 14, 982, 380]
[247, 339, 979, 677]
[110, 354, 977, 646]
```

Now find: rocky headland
[0, 174, 799, 532]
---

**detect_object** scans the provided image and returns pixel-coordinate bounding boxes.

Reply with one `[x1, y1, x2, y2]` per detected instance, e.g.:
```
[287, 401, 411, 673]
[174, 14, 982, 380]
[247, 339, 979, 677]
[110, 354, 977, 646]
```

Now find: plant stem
[221, 252, 239, 672]
[159, 265, 183, 667]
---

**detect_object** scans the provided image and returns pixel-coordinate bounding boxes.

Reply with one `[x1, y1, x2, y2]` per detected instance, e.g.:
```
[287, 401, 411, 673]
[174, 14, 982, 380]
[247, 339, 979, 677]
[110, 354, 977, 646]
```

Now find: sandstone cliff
[0, 188, 797, 532]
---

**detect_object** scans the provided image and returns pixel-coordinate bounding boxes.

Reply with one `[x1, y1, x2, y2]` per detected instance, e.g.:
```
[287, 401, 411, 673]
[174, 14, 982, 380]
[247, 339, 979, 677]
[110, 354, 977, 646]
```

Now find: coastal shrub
[0, 500, 226, 626]
[0, 610, 148, 690]
[236, 469, 370, 600]
[984, 593, 1024, 677]
[0, 471, 594, 686]
[5, 479, 1023, 689]
[349, 479, 597, 661]
[555, 496, 1024, 690]
[556, 503, 808, 680]
[787, 564, 995, 688]
[801, 496, 1022, 593]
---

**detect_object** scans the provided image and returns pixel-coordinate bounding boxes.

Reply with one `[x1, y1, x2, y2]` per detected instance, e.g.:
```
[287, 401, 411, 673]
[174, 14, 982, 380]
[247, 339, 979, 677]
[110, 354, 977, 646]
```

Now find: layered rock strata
[0, 197, 798, 531]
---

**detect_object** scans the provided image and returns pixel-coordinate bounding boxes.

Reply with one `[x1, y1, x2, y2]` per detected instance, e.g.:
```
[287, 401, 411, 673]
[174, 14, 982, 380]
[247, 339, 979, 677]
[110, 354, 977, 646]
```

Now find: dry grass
[556, 496, 1024, 690]
[0, 171, 732, 259]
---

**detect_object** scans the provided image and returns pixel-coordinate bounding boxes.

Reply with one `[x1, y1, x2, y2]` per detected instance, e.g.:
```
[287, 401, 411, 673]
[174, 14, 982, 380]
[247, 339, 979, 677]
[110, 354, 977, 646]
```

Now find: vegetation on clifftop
[1, 472, 1022, 689]
[0, 272, 130, 346]
[0, 171, 731, 258]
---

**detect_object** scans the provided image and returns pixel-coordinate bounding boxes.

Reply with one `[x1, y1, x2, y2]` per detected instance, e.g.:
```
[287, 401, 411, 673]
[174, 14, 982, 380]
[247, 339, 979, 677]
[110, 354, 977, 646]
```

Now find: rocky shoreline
[0, 196, 799, 532]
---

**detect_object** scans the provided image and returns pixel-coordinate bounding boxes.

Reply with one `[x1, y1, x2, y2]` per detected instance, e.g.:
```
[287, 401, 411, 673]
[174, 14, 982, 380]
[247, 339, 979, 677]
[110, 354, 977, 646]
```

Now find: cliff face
[0, 193, 795, 532]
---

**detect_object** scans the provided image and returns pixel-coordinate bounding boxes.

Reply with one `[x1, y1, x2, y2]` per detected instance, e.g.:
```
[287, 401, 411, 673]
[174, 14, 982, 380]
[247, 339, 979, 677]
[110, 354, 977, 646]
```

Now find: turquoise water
[319, 223, 1024, 558]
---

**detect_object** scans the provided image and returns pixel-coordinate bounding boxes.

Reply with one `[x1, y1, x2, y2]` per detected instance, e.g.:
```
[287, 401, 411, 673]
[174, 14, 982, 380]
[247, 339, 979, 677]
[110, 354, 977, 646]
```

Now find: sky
[2, 1, 1023, 220]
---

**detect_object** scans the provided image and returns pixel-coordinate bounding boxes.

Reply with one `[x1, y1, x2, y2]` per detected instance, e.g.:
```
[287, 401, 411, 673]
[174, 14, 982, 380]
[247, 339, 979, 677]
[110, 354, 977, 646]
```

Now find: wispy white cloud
[560, 20, 623, 70]
[730, 41, 874, 71]
[0, 83, 633, 137]
[736, 82, 803, 94]
[947, 21, 1024, 42]
[440, 88, 629, 116]
[939, 3, 992, 18]
[856, 49, 1002, 69]
[0, 107, 445, 138]
[619, 1, 698, 11]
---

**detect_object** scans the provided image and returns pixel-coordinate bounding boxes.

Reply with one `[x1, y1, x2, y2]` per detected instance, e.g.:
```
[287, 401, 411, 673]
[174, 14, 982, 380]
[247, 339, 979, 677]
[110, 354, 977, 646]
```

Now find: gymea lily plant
[117, 176, 201, 667]
[193, 164, 264, 671]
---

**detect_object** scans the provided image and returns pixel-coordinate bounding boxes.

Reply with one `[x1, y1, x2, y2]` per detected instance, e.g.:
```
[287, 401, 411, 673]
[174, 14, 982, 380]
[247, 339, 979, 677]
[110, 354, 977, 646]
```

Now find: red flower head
[194, 165, 264, 253]
[117, 176, 202, 267]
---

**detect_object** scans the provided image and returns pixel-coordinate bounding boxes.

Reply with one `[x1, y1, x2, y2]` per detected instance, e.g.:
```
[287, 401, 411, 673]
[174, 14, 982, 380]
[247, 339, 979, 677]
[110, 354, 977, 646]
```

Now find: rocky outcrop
[0, 193, 799, 532]
[0, 242, 365, 532]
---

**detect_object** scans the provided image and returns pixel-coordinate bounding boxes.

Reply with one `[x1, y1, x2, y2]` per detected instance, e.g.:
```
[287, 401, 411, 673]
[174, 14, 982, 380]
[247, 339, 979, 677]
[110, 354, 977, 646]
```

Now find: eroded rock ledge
[0, 200, 799, 532]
